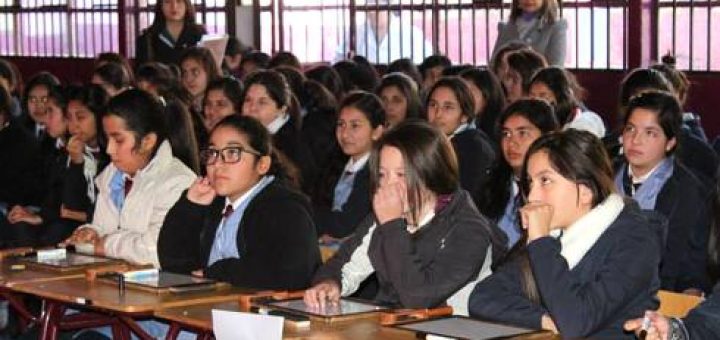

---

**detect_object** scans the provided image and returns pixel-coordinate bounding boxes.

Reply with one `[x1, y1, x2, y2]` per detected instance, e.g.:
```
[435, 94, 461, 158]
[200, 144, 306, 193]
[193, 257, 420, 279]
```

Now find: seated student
[419, 55, 452, 93]
[241, 70, 317, 193]
[5, 84, 77, 247]
[158, 115, 321, 290]
[312, 91, 385, 240]
[63, 89, 195, 267]
[615, 91, 710, 294]
[203, 77, 242, 131]
[0, 58, 22, 117]
[0, 86, 43, 235]
[20, 72, 61, 144]
[475, 99, 559, 249]
[299, 80, 339, 170]
[239, 50, 270, 79]
[528, 66, 606, 138]
[459, 67, 506, 140]
[387, 58, 423, 88]
[469, 129, 664, 338]
[498, 49, 547, 104]
[375, 72, 422, 129]
[91, 62, 133, 98]
[304, 120, 507, 315]
[180, 47, 222, 114]
[305, 65, 345, 101]
[426, 76, 496, 198]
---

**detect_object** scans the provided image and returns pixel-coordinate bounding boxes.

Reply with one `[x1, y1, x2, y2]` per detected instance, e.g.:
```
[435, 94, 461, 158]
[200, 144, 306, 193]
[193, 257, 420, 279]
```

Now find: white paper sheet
[212, 309, 283, 340]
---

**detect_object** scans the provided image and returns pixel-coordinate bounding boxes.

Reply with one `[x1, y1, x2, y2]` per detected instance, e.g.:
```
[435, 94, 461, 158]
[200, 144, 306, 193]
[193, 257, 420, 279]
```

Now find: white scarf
[552, 193, 625, 270]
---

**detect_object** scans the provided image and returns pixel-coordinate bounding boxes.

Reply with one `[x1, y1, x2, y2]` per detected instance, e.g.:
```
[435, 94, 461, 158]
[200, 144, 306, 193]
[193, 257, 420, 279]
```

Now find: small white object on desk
[212, 309, 283, 340]
[37, 248, 66, 261]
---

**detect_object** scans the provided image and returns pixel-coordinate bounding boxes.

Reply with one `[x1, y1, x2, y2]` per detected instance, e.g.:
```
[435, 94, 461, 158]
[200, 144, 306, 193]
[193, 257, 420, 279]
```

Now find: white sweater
[81, 141, 195, 267]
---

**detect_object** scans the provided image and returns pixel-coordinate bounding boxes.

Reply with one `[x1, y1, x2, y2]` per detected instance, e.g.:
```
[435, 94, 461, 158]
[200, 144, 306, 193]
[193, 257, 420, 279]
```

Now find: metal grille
[657, 0, 720, 71]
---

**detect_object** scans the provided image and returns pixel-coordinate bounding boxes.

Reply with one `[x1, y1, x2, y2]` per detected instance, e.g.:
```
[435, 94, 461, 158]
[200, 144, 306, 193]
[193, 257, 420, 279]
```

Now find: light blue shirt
[207, 175, 275, 266]
[332, 153, 370, 211]
[497, 180, 522, 248]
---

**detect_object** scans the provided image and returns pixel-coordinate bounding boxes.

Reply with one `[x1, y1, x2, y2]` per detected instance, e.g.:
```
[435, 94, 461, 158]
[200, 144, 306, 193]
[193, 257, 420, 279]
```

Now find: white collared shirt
[266, 113, 290, 135]
[344, 152, 371, 174]
[628, 161, 664, 186]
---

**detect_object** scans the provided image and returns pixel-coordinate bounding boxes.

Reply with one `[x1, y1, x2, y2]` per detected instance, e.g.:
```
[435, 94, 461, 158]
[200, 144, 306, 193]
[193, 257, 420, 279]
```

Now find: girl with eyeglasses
[63, 89, 196, 267]
[159, 115, 321, 290]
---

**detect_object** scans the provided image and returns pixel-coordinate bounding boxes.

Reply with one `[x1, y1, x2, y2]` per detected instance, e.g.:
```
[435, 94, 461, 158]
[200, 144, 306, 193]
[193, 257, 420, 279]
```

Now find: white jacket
[81, 141, 195, 267]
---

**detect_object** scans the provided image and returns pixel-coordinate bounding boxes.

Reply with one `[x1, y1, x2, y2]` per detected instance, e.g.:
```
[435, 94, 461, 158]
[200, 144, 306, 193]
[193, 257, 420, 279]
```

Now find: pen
[638, 314, 651, 340]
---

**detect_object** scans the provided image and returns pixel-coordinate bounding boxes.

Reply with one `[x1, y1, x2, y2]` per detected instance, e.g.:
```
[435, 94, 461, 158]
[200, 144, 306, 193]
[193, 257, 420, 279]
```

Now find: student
[615, 90, 710, 294]
[63, 89, 195, 267]
[459, 67, 506, 139]
[419, 55, 452, 92]
[91, 62, 133, 97]
[333, 59, 379, 93]
[62, 84, 110, 223]
[499, 49, 547, 103]
[268, 51, 302, 70]
[180, 47, 222, 114]
[241, 70, 317, 192]
[6, 84, 76, 247]
[475, 99, 559, 248]
[493, 0, 567, 66]
[305, 65, 345, 101]
[158, 115, 321, 290]
[375, 72, 422, 128]
[239, 50, 270, 79]
[94, 52, 135, 85]
[135, 0, 206, 66]
[528, 66, 606, 138]
[387, 58, 423, 87]
[0, 86, 43, 233]
[469, 129, 664, 338]
[0, 58, 22, 117]
[20, 72, 61, 142]
[203, 77, 243, 131]
[426, 76, 496, 198]
[304, 120, 507, 315]
[300, 79, 340, 171]
[313, 91, 385, 240]
[222, 37, 251, 78]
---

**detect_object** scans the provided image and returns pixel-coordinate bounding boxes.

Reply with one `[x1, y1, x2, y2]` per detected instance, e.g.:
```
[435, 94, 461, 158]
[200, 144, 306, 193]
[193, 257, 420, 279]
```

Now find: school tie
[124, 178, 133, 197]
[223, 204, 234, 219]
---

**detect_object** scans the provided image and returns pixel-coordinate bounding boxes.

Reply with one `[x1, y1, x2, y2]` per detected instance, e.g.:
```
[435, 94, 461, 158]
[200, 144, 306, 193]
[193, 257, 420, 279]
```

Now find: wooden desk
[11, 277, 257, 340]
[155, 301, 560, 340]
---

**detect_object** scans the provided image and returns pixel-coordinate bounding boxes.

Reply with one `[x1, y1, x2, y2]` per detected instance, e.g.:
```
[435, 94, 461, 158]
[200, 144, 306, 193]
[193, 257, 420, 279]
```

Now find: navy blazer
[469, 202, 665, 339]
[158, 180, 322, 291]
[313, 165, 371, 238]
[683, 282, 720, 338]
[451, 128, 496, 200]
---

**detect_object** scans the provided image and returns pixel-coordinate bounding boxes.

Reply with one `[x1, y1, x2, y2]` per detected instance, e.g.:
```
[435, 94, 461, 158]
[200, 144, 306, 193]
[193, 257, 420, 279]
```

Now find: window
[657, 0, 720, 71]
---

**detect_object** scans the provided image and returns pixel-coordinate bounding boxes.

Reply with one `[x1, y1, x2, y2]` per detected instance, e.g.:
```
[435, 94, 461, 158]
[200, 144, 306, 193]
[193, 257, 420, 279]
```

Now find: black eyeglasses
[200, 146, 262, 165]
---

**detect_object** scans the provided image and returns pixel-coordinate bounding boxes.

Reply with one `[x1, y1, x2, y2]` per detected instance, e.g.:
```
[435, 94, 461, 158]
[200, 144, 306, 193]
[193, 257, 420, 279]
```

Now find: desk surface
[11, 277, 256, 314]
[0, 258, 86, 287]
[155, 301, 560, 340]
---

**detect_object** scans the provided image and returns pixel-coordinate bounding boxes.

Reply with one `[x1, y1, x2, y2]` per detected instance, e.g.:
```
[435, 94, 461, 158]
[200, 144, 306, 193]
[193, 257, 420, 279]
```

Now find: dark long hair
[106, 89, 168, 159]
[622, 90, 682, 155]
[477, 99, 559, 220]
[509, 0, 559, 24]
[65, 84, 110, 165]
[528, 66, 585, 125]
[709, 169, 720, 284]
[375, 72, 423, 122]
[426, 76, 476, 123]
[460, 67, 506, 137]
[148, 0, 202, 34]
[513, 129, 616, 302]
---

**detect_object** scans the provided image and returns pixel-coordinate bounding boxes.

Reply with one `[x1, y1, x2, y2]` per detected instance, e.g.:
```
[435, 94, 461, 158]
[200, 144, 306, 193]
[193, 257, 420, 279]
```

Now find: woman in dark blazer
[135, 0, 205, 67]
[159, 115, 321, 290]
[469, 130, 664, 339]
[426, 76, 496, 197]
[615, 91, 710, 294]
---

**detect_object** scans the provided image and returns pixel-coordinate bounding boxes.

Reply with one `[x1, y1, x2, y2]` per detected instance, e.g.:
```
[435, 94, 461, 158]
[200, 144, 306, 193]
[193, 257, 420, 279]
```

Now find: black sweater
[451, 128, 496, 198]
[158, 180, 321, 291]
[313, 189, 507, 309]
[469, 201, 665, 339]
[313, 165, 371, 238]
[135, 25, 205, 67]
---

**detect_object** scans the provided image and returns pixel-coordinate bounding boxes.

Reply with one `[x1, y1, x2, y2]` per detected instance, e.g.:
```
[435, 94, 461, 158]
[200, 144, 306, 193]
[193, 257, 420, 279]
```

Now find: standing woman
[475, 99, 559, 249]
[305, 120, 506, 315]
[426, 76, 496, 198]
[135, 0, 206, 67]
[615, 90, 710, 294]
[63, 89, 196, 267]
[528, 66, 606, 138]
[313, 91, 385, 240]
[469, 129, 664, 338]
[241, 70, 317, 193]
[375, 72, 422, 129]
[159, 115, 321, 289]
[459, 67, 506, 139]
[492, 0, 567, 66]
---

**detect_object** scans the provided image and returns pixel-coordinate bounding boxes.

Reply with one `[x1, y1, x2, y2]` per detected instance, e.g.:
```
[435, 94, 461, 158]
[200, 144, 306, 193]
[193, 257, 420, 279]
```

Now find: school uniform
[563, 108, 606, 138]
[63, 147, 109, 219]
[314, 154, 372, 238]
[469, 195, 665, 339]
[616, 159, 711, 292]
[80, 141, 195, 267]
[676, 282, 720, 339]
[450, 125, 496, 199]
[135, 25, 205, 67]
[493, 16, 568, 66]
[0, 119, 44, 209]
[271, 115, 318, 193]
[312, 189, 507, 315]
[158, 177, 321, 290]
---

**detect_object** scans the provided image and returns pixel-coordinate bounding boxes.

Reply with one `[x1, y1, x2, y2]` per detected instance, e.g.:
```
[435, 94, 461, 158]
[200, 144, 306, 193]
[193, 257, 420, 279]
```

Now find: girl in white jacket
[64, 89, 195, 267]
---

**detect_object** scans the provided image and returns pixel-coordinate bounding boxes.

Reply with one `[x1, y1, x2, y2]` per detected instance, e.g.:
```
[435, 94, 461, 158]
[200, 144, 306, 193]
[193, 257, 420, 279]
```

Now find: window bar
[320, 2, 324, 62]
[591, 2, 595, 69]
[443, 0, 448, 56]
[606, 0, 610, 69]
[622, 0, 626, 68]
[706, 0, 711, 70]
[688, 0, 694, 70]
[457, 0, 461, 63]
[410, 0, 415, 63]
[671, 0, 676, 61]
[471, 0, 476, 65]
[484, 1, 490, 63]
[574, 1, 579, 68]
[278, 0, 284, 52]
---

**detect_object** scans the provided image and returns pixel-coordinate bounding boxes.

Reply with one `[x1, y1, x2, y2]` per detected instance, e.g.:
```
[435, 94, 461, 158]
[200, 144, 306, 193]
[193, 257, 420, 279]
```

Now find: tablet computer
[106, 271, 216, 290]
[20, 253, 120, 272]
[261, 298, 389, 318]
[393, 316, 543, 339]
